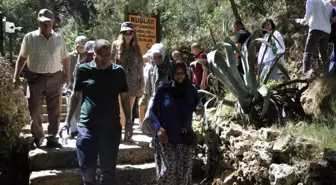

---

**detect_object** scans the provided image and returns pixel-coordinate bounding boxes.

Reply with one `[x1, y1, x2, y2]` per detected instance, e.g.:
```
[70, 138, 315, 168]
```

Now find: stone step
[29, 134, 153, 171]
[43, 96, 68, 105]
[29, 163, 157, 185]
[42, 113, 67, 123]
[22, 122, 144, 135]
[30, 161, 204, 185]
[42, 104, 67, 115]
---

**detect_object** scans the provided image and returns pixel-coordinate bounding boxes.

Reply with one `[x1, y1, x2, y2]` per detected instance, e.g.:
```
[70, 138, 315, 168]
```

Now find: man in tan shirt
[13, 9, 70, 148]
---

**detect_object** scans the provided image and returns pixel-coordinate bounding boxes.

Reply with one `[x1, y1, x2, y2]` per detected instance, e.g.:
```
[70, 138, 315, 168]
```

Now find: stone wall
[195, 115, 336, 185]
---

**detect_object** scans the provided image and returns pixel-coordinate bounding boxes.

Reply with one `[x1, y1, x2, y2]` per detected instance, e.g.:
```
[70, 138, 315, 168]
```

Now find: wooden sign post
[126, 13, 160, 55]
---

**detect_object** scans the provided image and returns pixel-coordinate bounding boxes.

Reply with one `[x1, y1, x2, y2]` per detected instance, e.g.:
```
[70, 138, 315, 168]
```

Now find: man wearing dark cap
[62, 39, 132, 185]
[67, 40, 95, 138]
[232, 20, 251, 74]
[13, 9, 70, 148]
[81, 40, 95, 64]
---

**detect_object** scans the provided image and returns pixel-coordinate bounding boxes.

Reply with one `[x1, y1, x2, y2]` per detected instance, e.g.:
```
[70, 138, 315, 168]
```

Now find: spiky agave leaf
[261, 53, 290, 84]
[257, 84, 271, 116]
[198, 89, 236, 107]
[200, 51, 249, 102]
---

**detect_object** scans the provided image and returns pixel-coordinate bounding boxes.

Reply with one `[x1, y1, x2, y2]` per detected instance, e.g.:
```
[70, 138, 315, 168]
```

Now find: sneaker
[32, 137, 44, 148]
[70, 131, 78, 139]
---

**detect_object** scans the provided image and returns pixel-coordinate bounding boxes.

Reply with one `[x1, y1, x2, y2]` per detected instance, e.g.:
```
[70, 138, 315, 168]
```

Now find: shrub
[0, 58, 29, 159]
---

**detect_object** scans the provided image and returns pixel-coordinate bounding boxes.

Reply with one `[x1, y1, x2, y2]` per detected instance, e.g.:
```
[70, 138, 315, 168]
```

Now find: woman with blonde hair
[111, 22, 144, 140]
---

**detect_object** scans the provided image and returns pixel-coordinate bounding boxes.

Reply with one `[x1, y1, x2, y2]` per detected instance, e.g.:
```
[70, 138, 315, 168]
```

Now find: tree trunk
[228, 0, 241, 21]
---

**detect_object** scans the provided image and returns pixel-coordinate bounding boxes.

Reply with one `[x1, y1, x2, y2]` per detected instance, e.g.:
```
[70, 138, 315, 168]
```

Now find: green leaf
[257, 84, 271, 116]
[208, 24, 217, 46]
[198, 89, 236, 107]
[205, 51, 249, 100]
[261, 53, 289, 84]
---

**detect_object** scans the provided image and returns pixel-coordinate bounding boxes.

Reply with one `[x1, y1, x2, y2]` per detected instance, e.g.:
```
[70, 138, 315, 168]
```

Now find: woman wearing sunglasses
[111, 22, 144, 140]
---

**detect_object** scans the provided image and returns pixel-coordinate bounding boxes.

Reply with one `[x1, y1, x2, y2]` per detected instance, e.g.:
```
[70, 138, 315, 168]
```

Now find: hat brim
[38, 17, 53, 22]
[120, 27, 134, 33]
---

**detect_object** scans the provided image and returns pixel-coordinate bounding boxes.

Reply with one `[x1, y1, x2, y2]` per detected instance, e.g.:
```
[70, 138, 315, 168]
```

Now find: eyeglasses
[122, 31, 133, 36]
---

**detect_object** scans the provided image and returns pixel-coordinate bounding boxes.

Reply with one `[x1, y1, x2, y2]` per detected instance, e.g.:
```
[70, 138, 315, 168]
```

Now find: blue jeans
[260, 59, 279, 82]
[76, 126, 121, 185]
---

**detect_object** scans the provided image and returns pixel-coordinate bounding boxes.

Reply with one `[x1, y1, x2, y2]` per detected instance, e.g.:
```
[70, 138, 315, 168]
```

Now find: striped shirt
[19, 29, 68, 74]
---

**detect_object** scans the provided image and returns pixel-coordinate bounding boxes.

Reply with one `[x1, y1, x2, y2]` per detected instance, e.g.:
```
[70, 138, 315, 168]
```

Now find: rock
[304, 160, 336, 185]
[240, 159, 269, 183]
[220, 121, 243, 140]
[223, 170, 244, 185]
[323, 148, 336, 168]
[230, 136, 251, 156]
[268, 164, 296, 185]
[252, 141, 273, 166]
[293, 137, 317, 159]
[257, 128, 280, 141]
[272, 134, 294, 153]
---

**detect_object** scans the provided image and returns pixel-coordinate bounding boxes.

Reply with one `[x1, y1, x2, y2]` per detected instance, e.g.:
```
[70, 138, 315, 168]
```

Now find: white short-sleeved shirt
[19, 29, 68, 74]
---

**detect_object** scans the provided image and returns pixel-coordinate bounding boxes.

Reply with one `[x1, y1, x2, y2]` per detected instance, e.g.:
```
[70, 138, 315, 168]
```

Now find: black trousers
[76, 126, 121, 185]
[303, 29, 330, 73]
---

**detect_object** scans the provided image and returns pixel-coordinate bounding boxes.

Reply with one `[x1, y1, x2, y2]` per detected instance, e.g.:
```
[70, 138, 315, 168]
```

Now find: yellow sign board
[128, 14, 158, 55]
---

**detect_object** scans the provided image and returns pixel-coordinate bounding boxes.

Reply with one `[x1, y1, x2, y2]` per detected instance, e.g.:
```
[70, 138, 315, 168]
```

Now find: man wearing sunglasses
[13, 9, 70, 148]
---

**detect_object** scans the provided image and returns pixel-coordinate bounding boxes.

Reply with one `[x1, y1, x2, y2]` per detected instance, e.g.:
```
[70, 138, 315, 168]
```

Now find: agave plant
[199, 29, 310, 128]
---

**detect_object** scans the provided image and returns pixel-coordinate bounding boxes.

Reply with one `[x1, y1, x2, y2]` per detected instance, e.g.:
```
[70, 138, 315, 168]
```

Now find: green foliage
[0, 58, 29, 158]
[197, 28, 303, 127]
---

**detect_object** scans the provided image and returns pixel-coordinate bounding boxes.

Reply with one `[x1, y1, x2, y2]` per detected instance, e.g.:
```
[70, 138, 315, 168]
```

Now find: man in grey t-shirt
[68, 36, 87, 86]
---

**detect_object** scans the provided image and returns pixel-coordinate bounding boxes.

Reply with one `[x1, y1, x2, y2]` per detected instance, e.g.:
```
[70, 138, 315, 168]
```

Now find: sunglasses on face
[122, 31, 133, 36]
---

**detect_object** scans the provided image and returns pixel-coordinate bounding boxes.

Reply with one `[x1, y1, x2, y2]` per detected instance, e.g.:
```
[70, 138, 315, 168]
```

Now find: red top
[192, 51, 207, 85]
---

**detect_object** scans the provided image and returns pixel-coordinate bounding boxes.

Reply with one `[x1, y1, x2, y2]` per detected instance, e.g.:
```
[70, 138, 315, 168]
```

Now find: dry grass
[302, 75, 336, 117]
[274, 119, 336, 150]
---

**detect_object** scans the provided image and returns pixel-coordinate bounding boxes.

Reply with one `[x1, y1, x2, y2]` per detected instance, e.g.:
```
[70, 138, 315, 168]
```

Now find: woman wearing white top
[258, 19, 286, 81]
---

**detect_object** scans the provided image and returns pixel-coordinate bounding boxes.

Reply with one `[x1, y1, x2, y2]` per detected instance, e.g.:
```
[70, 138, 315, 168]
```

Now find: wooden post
[0, 11, 4, 57]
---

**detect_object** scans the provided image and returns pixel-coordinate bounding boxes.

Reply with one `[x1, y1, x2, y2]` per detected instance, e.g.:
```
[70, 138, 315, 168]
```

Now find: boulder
[272, 134, 293, 153]
[268, 164, 296, 185]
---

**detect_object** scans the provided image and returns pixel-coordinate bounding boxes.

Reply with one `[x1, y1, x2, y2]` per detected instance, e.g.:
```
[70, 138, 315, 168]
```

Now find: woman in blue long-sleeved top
[149, 61, 199, 185]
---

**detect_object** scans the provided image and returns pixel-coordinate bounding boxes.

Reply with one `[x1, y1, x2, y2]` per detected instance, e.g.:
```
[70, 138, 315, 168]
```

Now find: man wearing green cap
[13, 9, 70, 148]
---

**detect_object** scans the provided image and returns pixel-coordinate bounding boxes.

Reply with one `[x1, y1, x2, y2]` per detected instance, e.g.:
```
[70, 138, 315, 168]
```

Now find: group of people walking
[12, 1, 336, 184]
[12, 8, 200, 185]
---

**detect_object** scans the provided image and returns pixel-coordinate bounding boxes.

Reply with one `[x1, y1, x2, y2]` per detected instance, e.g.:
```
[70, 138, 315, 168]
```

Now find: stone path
[25, 96, 204, 185]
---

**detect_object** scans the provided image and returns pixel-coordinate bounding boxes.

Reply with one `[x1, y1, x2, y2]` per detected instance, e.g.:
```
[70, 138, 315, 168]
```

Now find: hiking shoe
[46, 137, 62, 148]
[70, 131, 78, 139]
[32, 137, 44, 148]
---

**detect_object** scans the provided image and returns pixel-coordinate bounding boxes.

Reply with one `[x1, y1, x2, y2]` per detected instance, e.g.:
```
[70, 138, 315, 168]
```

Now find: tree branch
[227, 0, 241, 21]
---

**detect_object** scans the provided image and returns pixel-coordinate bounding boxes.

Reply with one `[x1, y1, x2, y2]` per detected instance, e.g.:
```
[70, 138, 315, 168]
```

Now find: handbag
[178, 99, 198, 147]
[141, 97, 154, 137]
[181, 128, 197, 147]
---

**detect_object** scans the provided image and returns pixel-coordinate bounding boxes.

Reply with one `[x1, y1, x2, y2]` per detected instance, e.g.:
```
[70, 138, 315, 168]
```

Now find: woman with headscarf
[149, 61, 199, 185]
[111, 22, 144, 140]
[141, 44, 172, 146]
[143, 43, 172, 105]
[258, 19, 286, 81]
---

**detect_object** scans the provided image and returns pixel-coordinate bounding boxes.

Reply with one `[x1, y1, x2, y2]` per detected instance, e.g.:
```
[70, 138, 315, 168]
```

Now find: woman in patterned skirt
[111, 22, 144, 140]
[149, 61, 199, 185]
